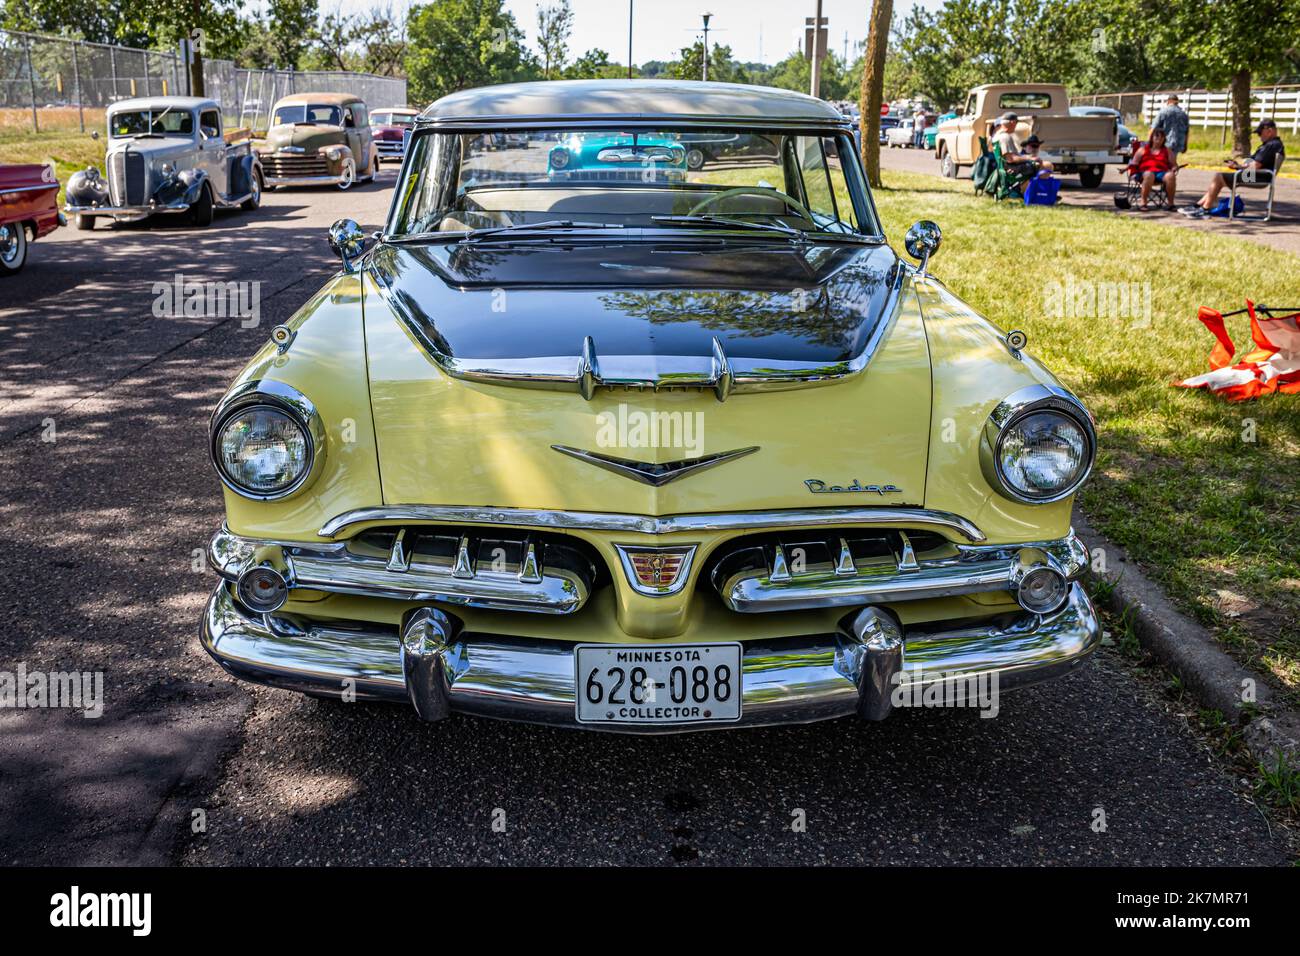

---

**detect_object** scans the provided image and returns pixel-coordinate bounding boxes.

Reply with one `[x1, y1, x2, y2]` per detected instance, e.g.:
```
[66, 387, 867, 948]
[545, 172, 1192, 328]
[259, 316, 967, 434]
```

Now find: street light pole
[809, 0, 824, 99]
[701, 13, 712, 82]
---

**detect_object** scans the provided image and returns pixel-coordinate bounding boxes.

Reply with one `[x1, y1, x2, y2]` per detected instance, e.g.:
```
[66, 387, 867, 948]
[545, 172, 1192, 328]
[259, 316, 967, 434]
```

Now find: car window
[371, 112, 390, 126]
[963, 94, 976, 117]
[272, 104, 343, 127]
[200, 109, 221, 138]
[999, 92, 1052, 110]
[110, 109, 195, 137]
[389, 126, 877, 238]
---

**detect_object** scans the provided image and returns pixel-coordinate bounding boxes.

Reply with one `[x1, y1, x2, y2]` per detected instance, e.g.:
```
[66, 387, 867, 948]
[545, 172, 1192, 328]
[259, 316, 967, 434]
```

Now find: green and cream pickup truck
[935, 83, 1124, 187]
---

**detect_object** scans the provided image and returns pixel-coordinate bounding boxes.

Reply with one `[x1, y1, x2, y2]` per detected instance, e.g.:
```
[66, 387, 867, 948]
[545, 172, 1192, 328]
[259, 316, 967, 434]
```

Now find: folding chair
[1230, 155, 1285, 222]
[988, 142, 1035, 202]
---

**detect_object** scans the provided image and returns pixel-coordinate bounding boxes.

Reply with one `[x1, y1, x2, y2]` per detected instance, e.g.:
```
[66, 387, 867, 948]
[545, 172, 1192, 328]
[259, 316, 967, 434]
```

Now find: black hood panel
[369, 239, 902, 365]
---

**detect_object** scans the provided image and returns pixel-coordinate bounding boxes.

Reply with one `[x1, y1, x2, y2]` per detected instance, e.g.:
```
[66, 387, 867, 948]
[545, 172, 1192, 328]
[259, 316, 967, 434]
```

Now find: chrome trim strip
[1, 183, 59, 195]
[714, 535, 1086, 613]
[417, 116, 854, 132]
[208, 527, 590, 615]
[317, 505, 987, 542]
[550, 444, 759, 486]
[200, 581, 1100, 734]
[366, 257, 907, 398]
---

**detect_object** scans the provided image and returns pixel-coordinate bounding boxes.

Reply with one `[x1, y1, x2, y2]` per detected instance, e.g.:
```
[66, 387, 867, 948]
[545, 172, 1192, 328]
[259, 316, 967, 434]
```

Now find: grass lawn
[711, 160, 1300, 697]
[0, 127, 105, 204]
[876, 169, 1300, 697]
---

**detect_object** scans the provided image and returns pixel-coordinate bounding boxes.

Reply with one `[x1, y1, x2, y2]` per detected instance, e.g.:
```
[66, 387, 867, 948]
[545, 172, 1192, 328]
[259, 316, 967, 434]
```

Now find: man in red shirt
[1129, 126, 1177, 209]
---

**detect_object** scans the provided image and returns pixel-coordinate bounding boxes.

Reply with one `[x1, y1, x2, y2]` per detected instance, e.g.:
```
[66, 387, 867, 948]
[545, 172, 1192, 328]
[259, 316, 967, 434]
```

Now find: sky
[317, 0, 947, 66]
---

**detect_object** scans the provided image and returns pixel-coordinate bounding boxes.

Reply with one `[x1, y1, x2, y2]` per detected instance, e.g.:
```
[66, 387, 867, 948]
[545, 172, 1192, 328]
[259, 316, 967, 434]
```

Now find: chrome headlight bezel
[209, 380, 326, 501]
[979, 384, 1096, 505]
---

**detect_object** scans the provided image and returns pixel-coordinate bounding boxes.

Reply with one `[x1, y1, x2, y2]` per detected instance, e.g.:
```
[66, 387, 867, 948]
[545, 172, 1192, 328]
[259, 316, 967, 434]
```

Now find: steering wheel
[687, 186, 817, 227]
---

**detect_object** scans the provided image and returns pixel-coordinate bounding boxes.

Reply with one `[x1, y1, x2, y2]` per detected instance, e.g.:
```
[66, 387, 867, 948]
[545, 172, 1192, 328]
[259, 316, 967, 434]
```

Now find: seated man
[1182, 119, 1285, 218]
[993, 114, 1049, 191]
[1129, 126, 1177, 209]
[1020, 135, 1055, 175]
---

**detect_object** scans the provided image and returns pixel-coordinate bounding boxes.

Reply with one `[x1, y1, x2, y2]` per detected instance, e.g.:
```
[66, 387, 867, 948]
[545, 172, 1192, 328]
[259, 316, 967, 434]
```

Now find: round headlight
[549, 148, 570, 169]
[997, 411, 1089, 499]
[981, 386, 1095, 505]
[216, 405, 310, 496]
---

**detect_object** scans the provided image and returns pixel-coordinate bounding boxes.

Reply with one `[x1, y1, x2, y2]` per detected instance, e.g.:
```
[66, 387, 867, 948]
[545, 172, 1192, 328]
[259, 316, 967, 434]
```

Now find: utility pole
[701, 13, 713, 82]
[628, 0, 634, 78]
[807, 1, 827, 99]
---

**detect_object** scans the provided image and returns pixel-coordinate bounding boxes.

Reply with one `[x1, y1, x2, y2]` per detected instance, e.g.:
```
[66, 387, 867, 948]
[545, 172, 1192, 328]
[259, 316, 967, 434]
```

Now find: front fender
[168, 167, 209, 205]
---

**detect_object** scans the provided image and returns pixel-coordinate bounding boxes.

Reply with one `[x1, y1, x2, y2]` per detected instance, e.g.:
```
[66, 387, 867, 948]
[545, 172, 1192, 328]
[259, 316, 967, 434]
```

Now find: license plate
[574, 643, 743, 725]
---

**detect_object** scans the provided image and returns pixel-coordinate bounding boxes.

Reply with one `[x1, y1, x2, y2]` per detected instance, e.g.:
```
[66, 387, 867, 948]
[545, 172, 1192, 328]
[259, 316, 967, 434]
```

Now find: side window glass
[819, 137, 858, 231]
[200, 109, 221, 139]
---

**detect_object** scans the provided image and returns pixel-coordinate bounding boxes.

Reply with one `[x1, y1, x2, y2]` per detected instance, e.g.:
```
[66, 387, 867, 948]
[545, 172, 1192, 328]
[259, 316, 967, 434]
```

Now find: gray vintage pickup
[65, 96, 263, 229]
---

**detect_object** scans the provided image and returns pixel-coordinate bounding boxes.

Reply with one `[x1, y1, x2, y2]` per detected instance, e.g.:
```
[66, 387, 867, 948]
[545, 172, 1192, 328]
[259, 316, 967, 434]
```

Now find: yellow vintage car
[202, 80, 1099, 732]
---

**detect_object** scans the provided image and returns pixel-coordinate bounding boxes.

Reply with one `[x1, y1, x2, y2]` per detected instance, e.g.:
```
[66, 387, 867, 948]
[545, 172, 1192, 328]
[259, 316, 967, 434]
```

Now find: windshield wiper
[460, 220, 625, 242]
[650, 215, 804, 239]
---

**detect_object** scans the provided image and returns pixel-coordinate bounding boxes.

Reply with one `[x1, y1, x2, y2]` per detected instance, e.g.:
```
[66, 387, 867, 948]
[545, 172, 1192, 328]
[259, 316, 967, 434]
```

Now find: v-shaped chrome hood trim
[550, 445, 759, 486]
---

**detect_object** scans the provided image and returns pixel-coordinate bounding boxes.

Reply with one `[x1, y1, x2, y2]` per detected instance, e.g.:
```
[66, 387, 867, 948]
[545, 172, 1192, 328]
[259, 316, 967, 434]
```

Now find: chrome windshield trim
[367, 263, 906, 399]
[318, 505, 986, 542]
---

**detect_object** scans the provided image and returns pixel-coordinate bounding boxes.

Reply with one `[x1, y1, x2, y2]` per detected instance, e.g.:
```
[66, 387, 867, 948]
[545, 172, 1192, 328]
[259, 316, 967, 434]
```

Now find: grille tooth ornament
[386, 529, 411, 572]
[834, 537, 856, 576]
[452, 535, 476, 578]
[518, 540, 542, 583]
[770, 543, 792, 582]
[896, 530, 919, 571]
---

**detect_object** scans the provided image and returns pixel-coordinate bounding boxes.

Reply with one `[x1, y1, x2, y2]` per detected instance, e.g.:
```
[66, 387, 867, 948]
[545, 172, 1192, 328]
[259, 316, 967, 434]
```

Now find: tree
[266, 0, 318, 70]
[536, 0, 573, 80]
[860, 0, 892, 187]
[1169, 0, 1300, 155]
[355, 6, 408, 76]
[0, 0, 151, 46]
[127, 0, 245, 96]
[404, 0, 538, 105]
[564, 48, 624, 80]
[667, 42, 747, 83]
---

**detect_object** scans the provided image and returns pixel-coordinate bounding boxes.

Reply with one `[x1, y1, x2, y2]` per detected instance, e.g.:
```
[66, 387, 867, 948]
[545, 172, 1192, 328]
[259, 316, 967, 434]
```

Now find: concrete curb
[1074, 510, 1300, 768]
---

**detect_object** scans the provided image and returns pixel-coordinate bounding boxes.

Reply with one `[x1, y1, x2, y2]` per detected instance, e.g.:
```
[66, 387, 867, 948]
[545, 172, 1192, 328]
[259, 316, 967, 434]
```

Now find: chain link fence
[0, 28, 408, 135]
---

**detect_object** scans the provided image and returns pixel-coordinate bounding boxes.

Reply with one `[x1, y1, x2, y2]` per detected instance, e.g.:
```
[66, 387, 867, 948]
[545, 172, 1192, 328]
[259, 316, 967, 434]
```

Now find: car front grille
[108, 150, 148, 206]
[260, 153, 330, 177]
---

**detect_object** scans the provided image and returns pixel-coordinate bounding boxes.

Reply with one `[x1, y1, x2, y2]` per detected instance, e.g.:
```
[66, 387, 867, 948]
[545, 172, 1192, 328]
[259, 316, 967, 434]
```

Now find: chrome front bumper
[200, 580, 1101, 734]
[263, 174, 347, 187]
[64, 200, 189, 218]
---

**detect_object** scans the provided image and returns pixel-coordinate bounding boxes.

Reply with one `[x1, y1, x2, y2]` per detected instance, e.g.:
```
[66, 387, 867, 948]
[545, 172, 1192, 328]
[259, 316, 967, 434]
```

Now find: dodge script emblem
[614, 545, 697, 596]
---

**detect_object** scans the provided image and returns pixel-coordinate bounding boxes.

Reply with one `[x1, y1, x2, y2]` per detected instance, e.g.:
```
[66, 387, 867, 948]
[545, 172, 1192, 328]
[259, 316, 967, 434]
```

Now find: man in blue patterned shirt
[1152, 94, 1190, 163]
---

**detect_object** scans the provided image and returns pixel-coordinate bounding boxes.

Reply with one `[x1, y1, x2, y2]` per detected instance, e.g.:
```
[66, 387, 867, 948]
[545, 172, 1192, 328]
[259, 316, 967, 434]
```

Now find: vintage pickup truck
[0, 163, 61, 275]
[935, 84, 1124, 187]
[64, 96, 262, 229]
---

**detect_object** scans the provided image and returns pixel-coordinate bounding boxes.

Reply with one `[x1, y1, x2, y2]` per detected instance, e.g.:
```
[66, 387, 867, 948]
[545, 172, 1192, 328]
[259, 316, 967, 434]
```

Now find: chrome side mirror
[328, 218, 370, 271]
[904, 220, 942, 277]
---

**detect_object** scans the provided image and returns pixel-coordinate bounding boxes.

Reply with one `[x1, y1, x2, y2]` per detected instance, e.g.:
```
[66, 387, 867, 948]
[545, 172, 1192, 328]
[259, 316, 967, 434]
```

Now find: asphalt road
[0, 164, 1291, 866]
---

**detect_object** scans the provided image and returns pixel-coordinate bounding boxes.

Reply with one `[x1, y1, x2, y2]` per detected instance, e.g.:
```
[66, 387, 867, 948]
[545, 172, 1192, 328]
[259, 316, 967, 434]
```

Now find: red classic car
[0, 163, 61, 275]
[369, 107, 418, 165]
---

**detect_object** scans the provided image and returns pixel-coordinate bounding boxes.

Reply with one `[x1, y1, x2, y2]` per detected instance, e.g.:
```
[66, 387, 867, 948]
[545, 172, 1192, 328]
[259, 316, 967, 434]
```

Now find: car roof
[273, 92, 365, 107]
[419, 79, 847, 127]
[108, 96, 216, 113]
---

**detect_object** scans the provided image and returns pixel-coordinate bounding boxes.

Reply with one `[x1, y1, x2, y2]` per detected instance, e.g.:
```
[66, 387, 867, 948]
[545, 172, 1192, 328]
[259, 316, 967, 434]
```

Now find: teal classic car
[548, 132, 687, 180]
[925, 112, 959, 151]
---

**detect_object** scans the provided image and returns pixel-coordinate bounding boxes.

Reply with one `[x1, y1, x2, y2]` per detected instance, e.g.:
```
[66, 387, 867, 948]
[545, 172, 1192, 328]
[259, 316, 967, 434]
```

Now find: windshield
[110, 109, 194, 137]
[372, 111, 415, 128]
[388, 126, 878, 238]
[272, 104, 343, 127]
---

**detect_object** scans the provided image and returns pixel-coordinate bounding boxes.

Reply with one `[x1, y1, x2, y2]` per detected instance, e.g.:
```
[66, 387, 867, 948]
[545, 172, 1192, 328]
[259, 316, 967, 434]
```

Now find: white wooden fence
[1140, 87, 1300, 132]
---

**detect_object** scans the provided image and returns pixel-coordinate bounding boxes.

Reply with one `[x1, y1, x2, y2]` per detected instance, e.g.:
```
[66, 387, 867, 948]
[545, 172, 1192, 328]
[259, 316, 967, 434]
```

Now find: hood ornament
[553, 445, 758, 486]
[614, 545, 697, 595]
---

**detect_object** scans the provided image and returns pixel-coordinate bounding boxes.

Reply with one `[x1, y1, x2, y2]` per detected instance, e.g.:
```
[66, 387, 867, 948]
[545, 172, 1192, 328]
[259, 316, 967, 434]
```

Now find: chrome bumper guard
[200, 579, 1101, 734]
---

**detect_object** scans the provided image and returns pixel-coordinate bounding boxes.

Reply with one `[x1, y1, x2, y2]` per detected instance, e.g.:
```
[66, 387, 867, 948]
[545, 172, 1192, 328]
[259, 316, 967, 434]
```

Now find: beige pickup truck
[935, 83, 1123, 188]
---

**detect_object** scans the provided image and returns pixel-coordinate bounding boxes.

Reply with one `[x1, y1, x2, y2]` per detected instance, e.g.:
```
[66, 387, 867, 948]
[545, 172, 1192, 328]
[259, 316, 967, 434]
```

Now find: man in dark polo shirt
[1182, 119, 1286, 217]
